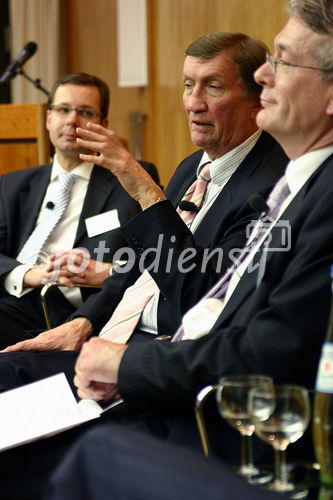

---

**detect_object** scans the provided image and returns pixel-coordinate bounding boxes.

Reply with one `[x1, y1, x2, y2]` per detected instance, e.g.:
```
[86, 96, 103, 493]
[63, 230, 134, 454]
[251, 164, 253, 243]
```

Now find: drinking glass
[215, 374, 274, 481]
[249, 384, 311, 494]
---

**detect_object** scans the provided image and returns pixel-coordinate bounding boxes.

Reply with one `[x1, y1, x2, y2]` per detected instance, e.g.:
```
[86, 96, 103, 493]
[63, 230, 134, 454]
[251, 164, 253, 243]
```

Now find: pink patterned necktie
[172, 174, 291, 341]
[99, 162, 211, 343]
[176, 162, 211, 226]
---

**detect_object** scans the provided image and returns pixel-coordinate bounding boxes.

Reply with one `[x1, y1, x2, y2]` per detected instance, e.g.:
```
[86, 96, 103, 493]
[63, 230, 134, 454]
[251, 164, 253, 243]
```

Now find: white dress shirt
[5, 155, 94, 307]
[139, 129, 262, 335]
[181, 144, 333, 340]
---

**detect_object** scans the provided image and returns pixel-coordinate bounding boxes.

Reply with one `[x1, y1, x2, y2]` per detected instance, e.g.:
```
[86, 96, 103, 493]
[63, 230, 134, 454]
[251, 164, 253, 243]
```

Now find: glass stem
[275, 448, 288, 486]
[241, 434, 254, 469]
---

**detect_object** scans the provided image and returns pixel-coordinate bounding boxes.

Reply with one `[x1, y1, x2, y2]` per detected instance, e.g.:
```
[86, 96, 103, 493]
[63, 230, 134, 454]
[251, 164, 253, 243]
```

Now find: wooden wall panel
[65, 0, 288, 187]
[65, 0, 150, 144]
[150, 0, 288, 185]
[0, 143, 38, 174]
[0, 103, 50, 173]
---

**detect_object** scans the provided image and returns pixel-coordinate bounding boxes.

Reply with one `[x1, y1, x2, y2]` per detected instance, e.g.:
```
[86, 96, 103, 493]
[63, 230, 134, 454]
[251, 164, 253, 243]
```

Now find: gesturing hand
[76, 123, 166, 210]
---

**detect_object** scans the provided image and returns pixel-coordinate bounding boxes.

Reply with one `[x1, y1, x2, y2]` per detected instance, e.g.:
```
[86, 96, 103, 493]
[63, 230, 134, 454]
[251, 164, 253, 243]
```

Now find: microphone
[0, 42, 37, 85]
[249, 194, 268, 217]
[178, 201, 200, 213]
[46, 201, 55, 209]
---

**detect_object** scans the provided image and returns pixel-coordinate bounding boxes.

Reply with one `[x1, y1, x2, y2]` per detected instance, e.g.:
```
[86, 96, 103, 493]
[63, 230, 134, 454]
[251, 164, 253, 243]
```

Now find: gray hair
[288, 0, 333, 80]
[185, 32, 268, 101]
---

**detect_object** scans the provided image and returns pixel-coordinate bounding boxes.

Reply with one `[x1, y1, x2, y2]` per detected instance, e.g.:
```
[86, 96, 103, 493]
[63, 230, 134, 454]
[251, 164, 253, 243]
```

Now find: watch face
[109, 260, 127, 276]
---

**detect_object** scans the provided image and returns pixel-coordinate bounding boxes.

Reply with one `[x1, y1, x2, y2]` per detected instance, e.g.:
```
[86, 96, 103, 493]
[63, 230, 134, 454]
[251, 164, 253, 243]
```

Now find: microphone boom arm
[15, 67, 49, 96]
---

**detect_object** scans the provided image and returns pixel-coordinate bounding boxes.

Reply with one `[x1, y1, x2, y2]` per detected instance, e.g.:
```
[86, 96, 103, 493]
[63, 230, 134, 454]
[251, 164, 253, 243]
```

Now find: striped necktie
[176, 162, 211, 226]
[17, 172, 75, 266]
[172, 174, 291, 341]
[99, 162, 212, 343]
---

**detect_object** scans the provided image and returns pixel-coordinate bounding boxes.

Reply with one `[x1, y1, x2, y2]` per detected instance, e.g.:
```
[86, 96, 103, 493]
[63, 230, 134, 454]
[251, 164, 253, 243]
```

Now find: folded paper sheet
[0, 372, 122, 451]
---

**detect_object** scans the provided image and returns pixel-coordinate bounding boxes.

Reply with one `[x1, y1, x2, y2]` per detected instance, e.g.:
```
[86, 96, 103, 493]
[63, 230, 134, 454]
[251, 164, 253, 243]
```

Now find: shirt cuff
[4, 265, 34, 297]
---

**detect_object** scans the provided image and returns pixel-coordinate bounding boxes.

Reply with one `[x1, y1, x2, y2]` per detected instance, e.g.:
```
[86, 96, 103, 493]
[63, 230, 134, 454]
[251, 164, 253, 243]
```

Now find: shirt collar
[198, 129, 262, 186]
[285, 145, 333, 196]
[51, 154, 94, 181]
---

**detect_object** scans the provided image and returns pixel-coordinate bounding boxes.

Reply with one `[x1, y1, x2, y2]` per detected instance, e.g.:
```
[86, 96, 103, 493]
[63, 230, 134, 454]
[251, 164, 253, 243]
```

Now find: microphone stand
[15, 67, 49, 96]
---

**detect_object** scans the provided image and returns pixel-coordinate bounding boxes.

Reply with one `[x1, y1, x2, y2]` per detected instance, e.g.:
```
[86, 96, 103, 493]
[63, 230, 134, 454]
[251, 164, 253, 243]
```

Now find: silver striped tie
[17, 172, 75, 266]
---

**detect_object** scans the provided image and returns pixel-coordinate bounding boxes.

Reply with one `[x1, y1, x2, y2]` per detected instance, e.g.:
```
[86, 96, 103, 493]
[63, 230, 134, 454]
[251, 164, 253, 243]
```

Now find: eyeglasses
[50, 104, 101, 119]
[265, 53, 330, 75]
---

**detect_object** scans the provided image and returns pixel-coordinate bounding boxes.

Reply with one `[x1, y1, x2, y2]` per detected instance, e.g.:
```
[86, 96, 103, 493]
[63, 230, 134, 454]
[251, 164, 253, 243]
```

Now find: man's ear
[101, 118, 109, 128]
[46, 109, 51, 131]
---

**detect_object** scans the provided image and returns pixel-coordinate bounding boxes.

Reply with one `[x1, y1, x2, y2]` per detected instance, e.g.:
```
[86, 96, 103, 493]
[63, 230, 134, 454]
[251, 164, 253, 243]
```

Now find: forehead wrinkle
[274, 22, 322, 61]
[274, 40, 295, 56]
[183, 72, 227, 81]
[183, 54, 237, 76]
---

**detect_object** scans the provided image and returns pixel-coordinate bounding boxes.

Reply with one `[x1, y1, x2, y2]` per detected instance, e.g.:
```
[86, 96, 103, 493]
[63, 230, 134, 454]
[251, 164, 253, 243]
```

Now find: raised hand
[76, 123, 165, 210]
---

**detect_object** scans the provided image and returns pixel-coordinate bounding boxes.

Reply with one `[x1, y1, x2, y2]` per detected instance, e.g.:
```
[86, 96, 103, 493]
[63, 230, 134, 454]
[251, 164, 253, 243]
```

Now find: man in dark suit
[0, 5, 328, 499]
[70, 0, 333, 468]
[0, 72, 159, 349]
[3, 32, 287, 354]
[0, 28, 316, 500]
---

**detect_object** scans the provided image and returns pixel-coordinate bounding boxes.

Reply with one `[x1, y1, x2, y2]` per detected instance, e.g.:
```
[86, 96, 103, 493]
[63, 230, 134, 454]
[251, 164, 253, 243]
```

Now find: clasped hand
[23, 248, 110, 289]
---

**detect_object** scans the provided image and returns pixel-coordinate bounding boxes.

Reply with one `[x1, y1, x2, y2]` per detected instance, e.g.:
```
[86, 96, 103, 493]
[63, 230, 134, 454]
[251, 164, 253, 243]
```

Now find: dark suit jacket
[0, 138, 309, 491]
[74, 132, 288, 334]
[118, 153, 333, 464]
[0, 162, 146, 322]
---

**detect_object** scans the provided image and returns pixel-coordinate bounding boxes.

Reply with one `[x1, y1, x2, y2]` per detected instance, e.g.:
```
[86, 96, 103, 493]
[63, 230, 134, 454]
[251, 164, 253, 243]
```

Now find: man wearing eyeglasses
[0, 9, 332, 496]
[38, 1, 333, 497]
[0, 72, 159, 349]
[53, 0, 332, 470]
[75, 0, 333, 431]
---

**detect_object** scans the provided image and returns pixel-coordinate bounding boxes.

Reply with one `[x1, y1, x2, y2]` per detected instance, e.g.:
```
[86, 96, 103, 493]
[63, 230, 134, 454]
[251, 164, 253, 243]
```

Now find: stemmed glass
[216, 374, 274, 482]
[249, 384, 311, 494]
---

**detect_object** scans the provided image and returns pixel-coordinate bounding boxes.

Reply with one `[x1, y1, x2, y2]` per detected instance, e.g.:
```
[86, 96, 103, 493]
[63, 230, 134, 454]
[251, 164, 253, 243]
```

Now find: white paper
[0, 373, 101, 451]
[0, 373, 125, 451]
[85, 210, 121, 238]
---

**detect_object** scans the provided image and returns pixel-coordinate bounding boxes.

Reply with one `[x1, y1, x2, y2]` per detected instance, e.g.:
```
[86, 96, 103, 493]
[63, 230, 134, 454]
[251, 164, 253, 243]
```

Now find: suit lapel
[214, 161, 328, 328]
[165, 150, 203, 207]
[74, 165, 116, 245]
[215, 206, 296, 328]
[17, 165, 52, 245]
[193, 133, 281, 242]
[230, 131, 283, 186]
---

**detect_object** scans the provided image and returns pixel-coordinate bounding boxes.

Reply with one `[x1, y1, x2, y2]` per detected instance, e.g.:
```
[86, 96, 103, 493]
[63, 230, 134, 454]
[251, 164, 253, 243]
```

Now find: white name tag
[85, 210, 121, 238]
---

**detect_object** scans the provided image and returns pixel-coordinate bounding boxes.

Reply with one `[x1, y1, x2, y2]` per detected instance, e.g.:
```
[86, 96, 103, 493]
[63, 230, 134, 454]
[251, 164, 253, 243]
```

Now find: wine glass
[249, 384, 311, 494]
[216, 374, 274, 482]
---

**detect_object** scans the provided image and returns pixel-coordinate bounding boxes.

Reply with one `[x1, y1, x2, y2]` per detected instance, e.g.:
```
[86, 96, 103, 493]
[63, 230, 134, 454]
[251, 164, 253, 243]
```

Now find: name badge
[85, 209, 120, 237]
